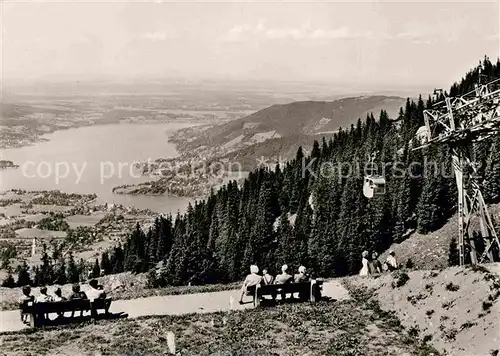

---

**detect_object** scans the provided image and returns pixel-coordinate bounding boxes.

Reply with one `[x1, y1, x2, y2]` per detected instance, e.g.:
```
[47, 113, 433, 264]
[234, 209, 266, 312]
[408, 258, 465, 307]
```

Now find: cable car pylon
[414, 69, 500, 266]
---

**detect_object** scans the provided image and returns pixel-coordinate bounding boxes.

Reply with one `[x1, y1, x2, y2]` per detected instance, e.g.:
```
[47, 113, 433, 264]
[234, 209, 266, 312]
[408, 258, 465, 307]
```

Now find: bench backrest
[20, 298, 110, 314]
[258, 280, 324, 295]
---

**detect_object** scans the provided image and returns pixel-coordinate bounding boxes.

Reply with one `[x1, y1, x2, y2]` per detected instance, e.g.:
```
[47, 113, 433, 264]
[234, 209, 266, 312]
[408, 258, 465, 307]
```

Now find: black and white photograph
[0, 0, 499, 355]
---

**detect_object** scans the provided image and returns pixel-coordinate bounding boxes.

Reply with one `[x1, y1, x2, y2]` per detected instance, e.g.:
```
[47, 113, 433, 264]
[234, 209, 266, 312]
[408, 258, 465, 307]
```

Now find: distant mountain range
[181, 95, 407, 164]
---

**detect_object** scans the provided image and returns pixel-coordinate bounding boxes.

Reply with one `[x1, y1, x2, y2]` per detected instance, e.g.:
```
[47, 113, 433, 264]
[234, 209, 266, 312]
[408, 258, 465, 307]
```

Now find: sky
[1, 0, 499, 90]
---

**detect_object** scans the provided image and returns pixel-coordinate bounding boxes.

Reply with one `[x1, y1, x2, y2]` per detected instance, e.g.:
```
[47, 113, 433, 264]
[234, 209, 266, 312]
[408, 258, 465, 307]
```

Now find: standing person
[19, 286, 34, 324]
[262, 268, 274, 285]
[386, 250, 398, 271]
[359, 251, 370, 276]
[371, 252, 383, 274]
[239, 265, 262, 304]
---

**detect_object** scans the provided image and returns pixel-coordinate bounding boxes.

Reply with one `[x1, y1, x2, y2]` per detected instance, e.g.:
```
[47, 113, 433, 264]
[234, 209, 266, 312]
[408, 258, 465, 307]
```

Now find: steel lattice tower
[416, 75, 500, 265]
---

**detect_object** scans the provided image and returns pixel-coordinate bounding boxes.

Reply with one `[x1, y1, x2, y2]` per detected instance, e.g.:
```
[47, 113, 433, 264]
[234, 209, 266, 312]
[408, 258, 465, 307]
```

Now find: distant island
[0, 160, 19, 169]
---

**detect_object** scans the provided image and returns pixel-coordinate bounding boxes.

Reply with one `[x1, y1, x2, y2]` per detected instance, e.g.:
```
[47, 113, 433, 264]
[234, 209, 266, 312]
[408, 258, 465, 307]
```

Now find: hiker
[19, 286, 34, 324]
[294, 266, 309, 283]
[239, 265, 263, 304]
[359, 251, 370, 276]
[385, 250, 399, 271]
[262, 268, 274, 285]
[371, 252, 383, 274]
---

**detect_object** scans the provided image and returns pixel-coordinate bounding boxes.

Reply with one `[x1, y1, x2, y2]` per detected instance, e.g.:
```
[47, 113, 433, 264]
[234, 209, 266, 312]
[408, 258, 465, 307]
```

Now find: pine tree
[16, 261, 32, 286]
[100, 252, 111, 275]
[92, 258, 101, 278]
[54, 258, 67, 285]
[66, 253, 79, 283]
[39, 247, 54, 285]
[1, 271, 16, 288]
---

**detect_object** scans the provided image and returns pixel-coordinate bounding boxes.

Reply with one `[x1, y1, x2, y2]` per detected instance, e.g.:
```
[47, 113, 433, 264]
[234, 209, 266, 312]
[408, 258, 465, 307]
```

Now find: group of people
[359, 250, 398, 276]
[19, 279, 110, 324]
[239, 264, 309, 304]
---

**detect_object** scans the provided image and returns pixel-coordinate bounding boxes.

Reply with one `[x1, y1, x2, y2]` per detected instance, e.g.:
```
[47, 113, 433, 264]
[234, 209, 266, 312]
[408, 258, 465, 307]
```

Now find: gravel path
[0, 280, 350, 333]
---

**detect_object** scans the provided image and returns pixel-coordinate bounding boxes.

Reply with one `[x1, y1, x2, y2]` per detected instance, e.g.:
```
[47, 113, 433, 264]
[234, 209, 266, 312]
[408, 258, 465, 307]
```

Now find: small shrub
[443, 328, 457, 341]
[422, 334, 433, 343]
[460, 321, 476, 330]
[445, 282, 460, 292]
[392, 272, 410, 288]
[490, 350, 499, 356]
[440, 315, 449, 322]
[426, 310, 435, 318]
[425, 283, 433, 293]
[405, 258, 414, 269]
[442, 300, 454, 309]
[429, 271, 439, 278]
[482, 301, 493, 311]
[408, 325, 420, 338]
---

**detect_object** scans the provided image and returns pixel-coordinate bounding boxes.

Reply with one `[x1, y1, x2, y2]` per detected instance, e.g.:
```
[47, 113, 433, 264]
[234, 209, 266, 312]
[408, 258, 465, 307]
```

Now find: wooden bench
[20, 298, 112, 327]
[248, 280, 323, 307]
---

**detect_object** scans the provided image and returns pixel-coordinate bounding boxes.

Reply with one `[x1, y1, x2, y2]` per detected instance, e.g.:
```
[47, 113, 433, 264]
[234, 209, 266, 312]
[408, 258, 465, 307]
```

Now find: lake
[0, 123, 195, 213]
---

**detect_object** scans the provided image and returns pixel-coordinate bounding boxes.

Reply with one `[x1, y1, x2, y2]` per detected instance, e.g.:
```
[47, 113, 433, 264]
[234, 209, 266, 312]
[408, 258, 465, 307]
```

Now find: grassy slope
[348, 264, 500, 356]
[380, 204, 500, 270]
[0, 292, 438, 356]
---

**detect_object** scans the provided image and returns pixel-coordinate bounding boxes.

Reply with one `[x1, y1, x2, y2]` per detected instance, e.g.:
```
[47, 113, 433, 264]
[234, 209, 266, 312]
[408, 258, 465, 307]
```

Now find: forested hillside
[9, 58, 500, 289]
[109, 57, 500, 286]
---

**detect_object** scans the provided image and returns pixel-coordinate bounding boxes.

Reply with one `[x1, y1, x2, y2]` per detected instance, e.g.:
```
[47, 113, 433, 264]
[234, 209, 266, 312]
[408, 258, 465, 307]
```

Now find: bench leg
[29, 313, 36, 328]
[254, 286, 261, 307]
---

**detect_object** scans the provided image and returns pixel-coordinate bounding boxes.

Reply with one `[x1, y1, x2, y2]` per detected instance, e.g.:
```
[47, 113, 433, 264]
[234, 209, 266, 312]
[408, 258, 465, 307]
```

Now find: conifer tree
[16, 261, 32, 286]
[92, 258, 101, 278]
[67, 253, 79, 283]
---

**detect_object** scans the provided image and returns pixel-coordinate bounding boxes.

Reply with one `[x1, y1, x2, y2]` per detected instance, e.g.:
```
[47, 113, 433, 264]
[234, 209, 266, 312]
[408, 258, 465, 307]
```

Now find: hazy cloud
[221, 22, 372, 42]
[142, 31, 172, 41]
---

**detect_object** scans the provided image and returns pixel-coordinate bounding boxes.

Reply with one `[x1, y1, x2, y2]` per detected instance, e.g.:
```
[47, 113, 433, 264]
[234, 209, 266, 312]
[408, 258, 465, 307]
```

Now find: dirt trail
[0, 280, 349, 333]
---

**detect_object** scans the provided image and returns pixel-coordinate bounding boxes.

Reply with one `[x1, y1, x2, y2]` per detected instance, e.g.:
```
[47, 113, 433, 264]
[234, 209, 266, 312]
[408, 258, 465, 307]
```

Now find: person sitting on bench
[274, 264, 292, 284]
[274, 264, 293, 302]
[294, 266, 309, 283]
[53, 287, 67, 318]
[239, 265, 262, 304]
[69, 284, 87, 318]
[19, 286, 34, 324]
[262, 268, 274, 285]
[294, 266, 310, 300]
[53, 287, 67, 302]
[35, 286, 53, 322]
[87, 279, 111, 317]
